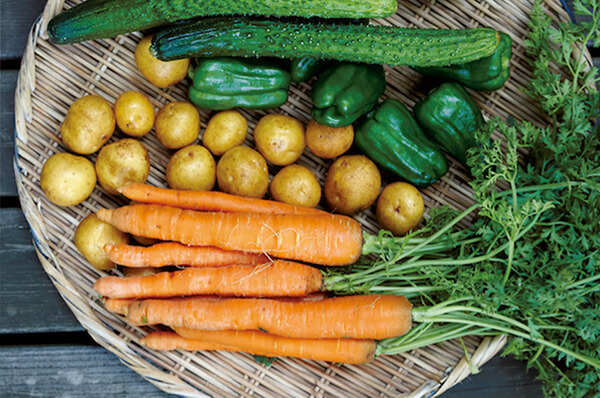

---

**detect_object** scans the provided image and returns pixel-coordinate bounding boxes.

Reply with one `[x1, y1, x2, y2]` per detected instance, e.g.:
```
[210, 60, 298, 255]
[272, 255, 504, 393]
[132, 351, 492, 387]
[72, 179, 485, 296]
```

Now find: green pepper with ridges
[289, 57, 330, 83]
[355, 99, 448, 187]
[311, 62, 386, 128]
[188, 57, 291, 110]
[413, 32, 512, 91]
[414, 82, 484, 166]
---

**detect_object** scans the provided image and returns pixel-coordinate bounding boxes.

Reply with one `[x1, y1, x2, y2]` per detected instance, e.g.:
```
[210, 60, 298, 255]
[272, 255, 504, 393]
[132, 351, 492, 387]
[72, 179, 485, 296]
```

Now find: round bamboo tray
[13, 1, 576, 397]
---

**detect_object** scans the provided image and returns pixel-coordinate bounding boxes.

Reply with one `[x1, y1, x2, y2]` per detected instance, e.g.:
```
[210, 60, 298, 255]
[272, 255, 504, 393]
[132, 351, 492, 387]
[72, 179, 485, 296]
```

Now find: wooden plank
[0, 0, 47, 60]
[1, 71, 18, 197]
[0, 208, 84, 333]
[1, 345, 171, 397]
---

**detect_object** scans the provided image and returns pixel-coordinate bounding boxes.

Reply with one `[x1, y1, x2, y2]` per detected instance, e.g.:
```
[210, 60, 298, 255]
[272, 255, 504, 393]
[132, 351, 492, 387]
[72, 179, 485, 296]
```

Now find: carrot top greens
[326, 1, 600, 396]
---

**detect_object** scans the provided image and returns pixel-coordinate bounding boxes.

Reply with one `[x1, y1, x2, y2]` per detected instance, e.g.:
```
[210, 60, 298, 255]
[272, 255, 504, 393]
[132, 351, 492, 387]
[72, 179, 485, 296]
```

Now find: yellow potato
[40, 152, 96, 206]
[305, 118, 354, 159]
[155, 101, 201, 150]
[74, 213, 130, 271]
[61, 95, 115, 155]
[324, 155, 381, 215]
[166, 145, 216, 191]
[95, 138, 150, 195]
[216, 146, 269, 198]
[202, 110, 248, 156]
[135, 35, 190, 89]
[269, 164, 321, 208]
[114, 91, 155, 137]
[376, 182, 424, 236]
[253, 114, 306, 166]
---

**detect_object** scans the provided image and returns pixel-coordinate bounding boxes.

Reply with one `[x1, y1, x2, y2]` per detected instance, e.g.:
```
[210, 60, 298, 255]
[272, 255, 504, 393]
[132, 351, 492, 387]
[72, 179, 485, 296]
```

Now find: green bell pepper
[311, 62, 386, 128]
[355, 99, 448, 187]
[414, 82, 484, 166]
[413, 32, 512, 91]
[188, 57, 291, 110]
[289, 57, 330, 83]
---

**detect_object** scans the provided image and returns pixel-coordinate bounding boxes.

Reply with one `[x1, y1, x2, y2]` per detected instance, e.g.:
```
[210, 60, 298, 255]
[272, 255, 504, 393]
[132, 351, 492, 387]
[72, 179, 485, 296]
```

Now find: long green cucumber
[47, 0, 396, 45]
[151, 18, 501, 67]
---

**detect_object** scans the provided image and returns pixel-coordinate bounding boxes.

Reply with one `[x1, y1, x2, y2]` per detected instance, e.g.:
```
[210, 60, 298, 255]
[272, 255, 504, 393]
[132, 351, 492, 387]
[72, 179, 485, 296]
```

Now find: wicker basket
[13, 1, 577, 397]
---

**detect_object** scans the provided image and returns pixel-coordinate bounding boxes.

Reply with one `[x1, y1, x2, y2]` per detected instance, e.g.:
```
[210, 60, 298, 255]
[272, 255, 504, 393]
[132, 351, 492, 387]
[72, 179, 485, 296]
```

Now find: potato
[305, 118, 354, 159]
[324, 155, 381, 215]
[269, 164, 321, 208]
[61, 95, 115, 155]
[134, 35, 190, 88]
[166, 145, 216, 191]
[155, 101, 201, 149]
[217, 146, 269, 198]
[122, 267, 159, 277]
[114, 91, 155, 137]
[254, 114, 306, 166]
[74, 213, 130, 271]
[376, 182, 424, 236]
[40, 153, 97, 206]
[95, 138, 150, 195]
[202, 110, 248, 156]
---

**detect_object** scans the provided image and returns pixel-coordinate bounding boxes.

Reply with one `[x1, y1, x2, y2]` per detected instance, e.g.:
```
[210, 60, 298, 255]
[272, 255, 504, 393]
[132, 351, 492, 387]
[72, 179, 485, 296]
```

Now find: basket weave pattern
[14, 1, 573, 397]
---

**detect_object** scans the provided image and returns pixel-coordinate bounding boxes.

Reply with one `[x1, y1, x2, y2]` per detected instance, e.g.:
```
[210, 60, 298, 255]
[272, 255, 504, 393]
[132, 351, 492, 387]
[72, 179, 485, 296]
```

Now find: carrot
[118, 183, 327, 215]
[101, 297, 134, 315]
[104, 242, 270, 268]
[140, 331, 235, 352]
[96, 204, 363, 266]
[94, 260, 323, 299]
[123, 294, 412, 340]
[170, 327, 377, 364]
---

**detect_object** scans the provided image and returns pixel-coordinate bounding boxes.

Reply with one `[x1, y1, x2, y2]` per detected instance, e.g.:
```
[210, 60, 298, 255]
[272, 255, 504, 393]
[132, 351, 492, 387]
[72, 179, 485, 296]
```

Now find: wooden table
[1, 1, 597, 397]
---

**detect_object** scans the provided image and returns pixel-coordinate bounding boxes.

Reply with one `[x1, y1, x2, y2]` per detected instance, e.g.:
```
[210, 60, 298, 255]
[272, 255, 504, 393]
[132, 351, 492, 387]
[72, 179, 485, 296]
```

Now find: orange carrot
[101, 297, 134, 315]
[170, 327, 377, 364]
[118, 183, 327, 215]
[96, 204, 363, 266]
[94, 260, 323, 299]
[104, 242, 270, 268]
[140, 331, 235, 352]
[123, 294, 412, 340]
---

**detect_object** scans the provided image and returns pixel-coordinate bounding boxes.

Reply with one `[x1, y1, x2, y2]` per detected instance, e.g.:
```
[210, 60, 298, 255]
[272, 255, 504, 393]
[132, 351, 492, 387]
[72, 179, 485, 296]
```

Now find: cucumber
[47, 0, 396, 45]
[151, 18, 501, 67]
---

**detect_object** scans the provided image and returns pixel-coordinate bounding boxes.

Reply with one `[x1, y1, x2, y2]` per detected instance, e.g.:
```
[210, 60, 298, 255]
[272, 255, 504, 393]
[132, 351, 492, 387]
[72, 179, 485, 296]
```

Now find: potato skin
[74, 213, 130, 271]
[269, 164, 321, 208]
[324, 155, 381, 215]
[135, 35, 190, 88]
[305, 118, 354, 159]
[61, 95, 115, 155]
[95, 138, 150, 195]
[114, 91, 155, 138]
[216, 146, 269, 198]
[202, 110, 248, 156]
[40, 153, 97, 206]
[155, 102, 201, 150]
[376, 182, 424, 236]
[254, 114, 306, 166]
[166, 145, 216, 191]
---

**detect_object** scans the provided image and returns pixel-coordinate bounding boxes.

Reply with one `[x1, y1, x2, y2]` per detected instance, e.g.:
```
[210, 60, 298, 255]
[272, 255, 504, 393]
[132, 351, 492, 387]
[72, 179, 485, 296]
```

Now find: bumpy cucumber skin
[152, 18, 500, 67]
[47, 0, 396, 45]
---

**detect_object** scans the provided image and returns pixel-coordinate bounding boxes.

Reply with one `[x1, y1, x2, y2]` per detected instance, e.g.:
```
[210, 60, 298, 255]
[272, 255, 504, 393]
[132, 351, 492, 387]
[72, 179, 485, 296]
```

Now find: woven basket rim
[12, 0, 582, 396]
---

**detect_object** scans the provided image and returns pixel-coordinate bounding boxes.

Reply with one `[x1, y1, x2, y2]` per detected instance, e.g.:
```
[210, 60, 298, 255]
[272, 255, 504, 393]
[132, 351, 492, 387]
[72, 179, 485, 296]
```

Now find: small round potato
[166, 145, 216, 191]
[135, 35, 190, 88]
[61, 95, 115, 155]
[376, 182, 424, 236]
[253, 114, 306, 166]
[40, 153, 97, 206]
[324, 155, 381, 215]
[155, 101, 201, 150]
[202, 110, 248, 156]
[95, 138, 150, 195]
[305, 118, 354, 159]
[216, 146, 269, 198]
[74, 213, 130, 271]
[114, 91, 155, 137]
[269, 164, 321, 208]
